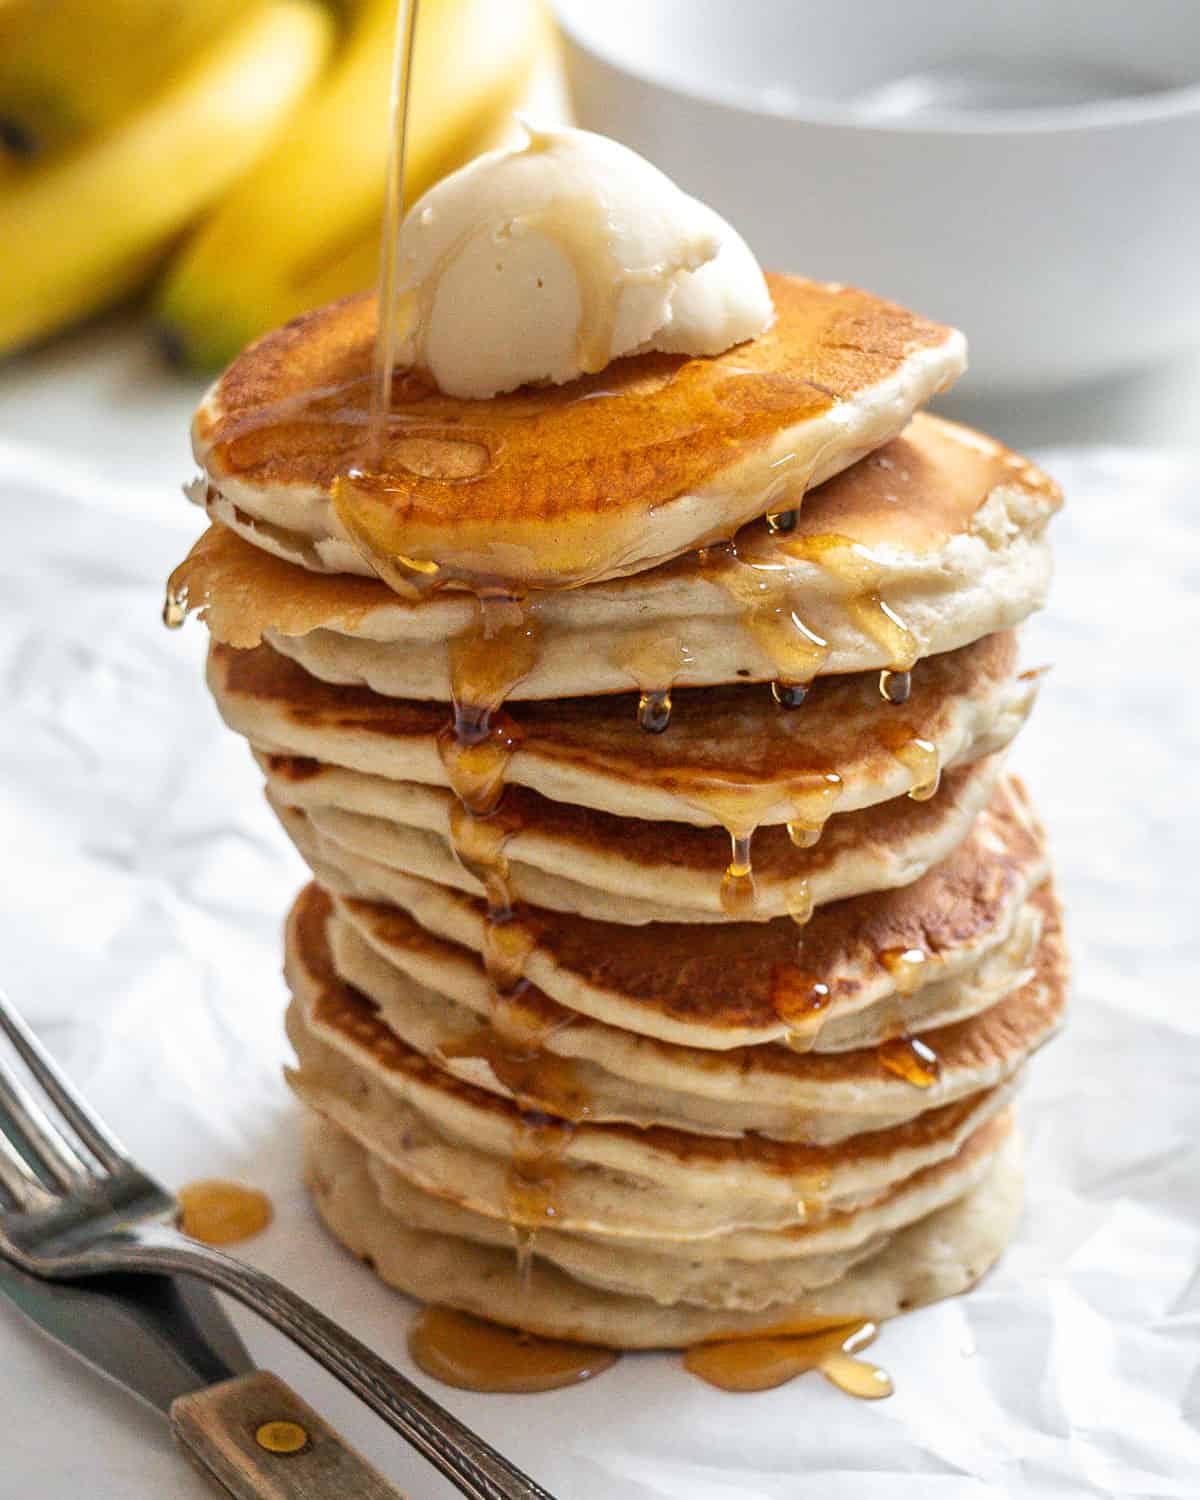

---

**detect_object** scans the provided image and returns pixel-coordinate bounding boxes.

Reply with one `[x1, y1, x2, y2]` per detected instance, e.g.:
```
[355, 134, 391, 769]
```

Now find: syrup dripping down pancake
[305, 1114, 1023, 1347]
[348, 1102, 1017, 1271]
[284, 887, 1026, 1237]
[192, 275, 967, 592]
[279, 776, 1048, 1051]
[320, 1111, 1017, 1311]
[322, 881, 1064, 1143]
[334, 881, 1045, 1083]
[267, 753, 1008, 925]
[215, 628, 1034, 829]
[178, 411, 1059, 699]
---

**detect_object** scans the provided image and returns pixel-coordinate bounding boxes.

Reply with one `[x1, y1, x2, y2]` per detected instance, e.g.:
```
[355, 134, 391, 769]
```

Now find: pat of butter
[395, 122, 774, 399]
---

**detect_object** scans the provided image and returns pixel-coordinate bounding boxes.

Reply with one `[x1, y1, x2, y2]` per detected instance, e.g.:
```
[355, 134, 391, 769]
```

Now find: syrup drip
[683, 773, 842, 919]
[781, 533, 920, 672]
[771, 681, 808, 709]
[435, 596, 540, 819]
[786, 880, 814, 927]
[879, 668, 911, 704]
[879, 945, 928, 997]
[638, 689, 673, 734]
[877, 1036, 941, 1089]
[763, 767, 842, 861]
[438, 714, 523, 819]
[684, 1320, 892, 1398]
[177, 1180, 272, 1246]
[480, 913, 538, 997]
[759, 450, 806, 534]
[439, 994, 589, 1122]
[904, 742, 941, 801]
[162, 581, 188, 630]
[448, 594, 542, 724]
[507, 1110, 574, 1233]
[720, 829, 757, 918]
[448, 801, 517, 912]
[770, 971, 832, 1053]
[435, 593, 583, 1280]
[875, 946, 939, 1085]
[876, 721, 942, 802]
[614, 629, 695, 724]
[409, 1306, 618, 1393]
[701, 538, 831, 687]
[613, 629, 695, 730]
[786, 820, 822, 849]
[513, 1226, 536, 1294]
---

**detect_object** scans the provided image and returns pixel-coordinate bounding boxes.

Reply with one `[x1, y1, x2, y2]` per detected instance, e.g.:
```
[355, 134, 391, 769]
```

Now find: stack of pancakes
[169, 275, 1066, 1348]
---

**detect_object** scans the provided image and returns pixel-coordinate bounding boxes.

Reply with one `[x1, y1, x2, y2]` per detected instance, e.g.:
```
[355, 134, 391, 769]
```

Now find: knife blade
[0, 1257, 252, 1412]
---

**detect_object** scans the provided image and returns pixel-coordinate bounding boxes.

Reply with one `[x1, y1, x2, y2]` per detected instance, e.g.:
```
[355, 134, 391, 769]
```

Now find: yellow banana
[0, 0, 271, 158]
[0, 0, 334, 358]
[156, 0, 543, 370]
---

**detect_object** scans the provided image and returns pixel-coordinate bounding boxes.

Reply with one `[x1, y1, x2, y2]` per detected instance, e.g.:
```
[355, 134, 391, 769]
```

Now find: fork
[0, 988, 555, 1500]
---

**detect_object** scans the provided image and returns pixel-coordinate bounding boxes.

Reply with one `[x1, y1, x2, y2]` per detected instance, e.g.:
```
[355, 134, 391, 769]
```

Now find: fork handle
[103, 1225, 553, 1499]
[172, 1371, 405, 1499]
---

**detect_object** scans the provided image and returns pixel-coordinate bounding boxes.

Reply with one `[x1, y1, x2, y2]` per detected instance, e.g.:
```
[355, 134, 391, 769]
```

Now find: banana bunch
[0, 0, 257, 157]
[0, 0, 544, 366]
[157, 0, 542, 369]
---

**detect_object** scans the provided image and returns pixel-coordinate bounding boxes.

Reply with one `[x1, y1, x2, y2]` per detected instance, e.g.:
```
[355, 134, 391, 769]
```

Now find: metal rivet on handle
[255, 1419, 310, 1455]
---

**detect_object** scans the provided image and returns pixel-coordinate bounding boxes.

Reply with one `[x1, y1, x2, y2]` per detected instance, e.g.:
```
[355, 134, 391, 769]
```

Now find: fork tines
[0, 990, 126, 1209]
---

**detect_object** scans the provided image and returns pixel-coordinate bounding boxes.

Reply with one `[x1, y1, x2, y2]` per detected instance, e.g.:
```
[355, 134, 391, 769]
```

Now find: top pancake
[177, 409, 1060, 699]
[192, 275, 966, 592]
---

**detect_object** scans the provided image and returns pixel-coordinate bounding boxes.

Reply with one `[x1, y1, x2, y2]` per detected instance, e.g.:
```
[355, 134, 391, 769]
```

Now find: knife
[0, 1258, 406, 1497]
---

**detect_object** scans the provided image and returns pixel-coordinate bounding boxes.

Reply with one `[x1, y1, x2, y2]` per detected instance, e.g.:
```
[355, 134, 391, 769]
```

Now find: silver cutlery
[0, 987, 555, 1500]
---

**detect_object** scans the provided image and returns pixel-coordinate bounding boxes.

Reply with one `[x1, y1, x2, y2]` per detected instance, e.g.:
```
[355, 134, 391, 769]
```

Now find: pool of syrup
[177, 1179, 273, 1246]
[685, 1319, 892, 1398]
[409, 1306, 617, 1393]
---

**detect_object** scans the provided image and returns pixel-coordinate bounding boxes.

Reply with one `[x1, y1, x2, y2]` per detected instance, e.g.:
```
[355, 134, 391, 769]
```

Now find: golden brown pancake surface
[218, 629, 1025, 819]
[329, 880, 1066, 1091]
[289, 883, 1019, 1177]
[194, 276, 967, 589]
[306, 775, 1050, 1048]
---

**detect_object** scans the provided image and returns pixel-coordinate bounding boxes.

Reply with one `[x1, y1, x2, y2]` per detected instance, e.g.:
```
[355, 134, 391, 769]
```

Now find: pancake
[282, 775, 1047, 1050]
[166, 204, 1065, 1363]
[305, 1115, 1024, 1347]
[322, 881, 1065, 1142]
[336, 1112, 1013, 1310]
[288, 988, 1017, 1242]
[284, 894, 1021, 1238]
[177, 411, 1059, 700]
[220, 628, 1034, 829]
[340, 887, 1044, 1077]
[267, 753, 1010, 925]
[191, 275, 967, 592]
[355, 1107, 1014, 1266]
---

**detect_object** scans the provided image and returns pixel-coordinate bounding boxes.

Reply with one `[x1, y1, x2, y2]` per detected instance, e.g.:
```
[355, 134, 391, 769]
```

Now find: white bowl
[554, 0, 1200, 393]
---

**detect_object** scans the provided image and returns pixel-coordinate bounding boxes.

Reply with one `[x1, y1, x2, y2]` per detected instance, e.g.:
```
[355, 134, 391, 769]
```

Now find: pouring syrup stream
[368, 0, 421, 466]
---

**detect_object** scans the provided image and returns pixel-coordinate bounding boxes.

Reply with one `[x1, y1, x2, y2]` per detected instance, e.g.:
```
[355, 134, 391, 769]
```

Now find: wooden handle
[171, 1370, 408, 1499]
